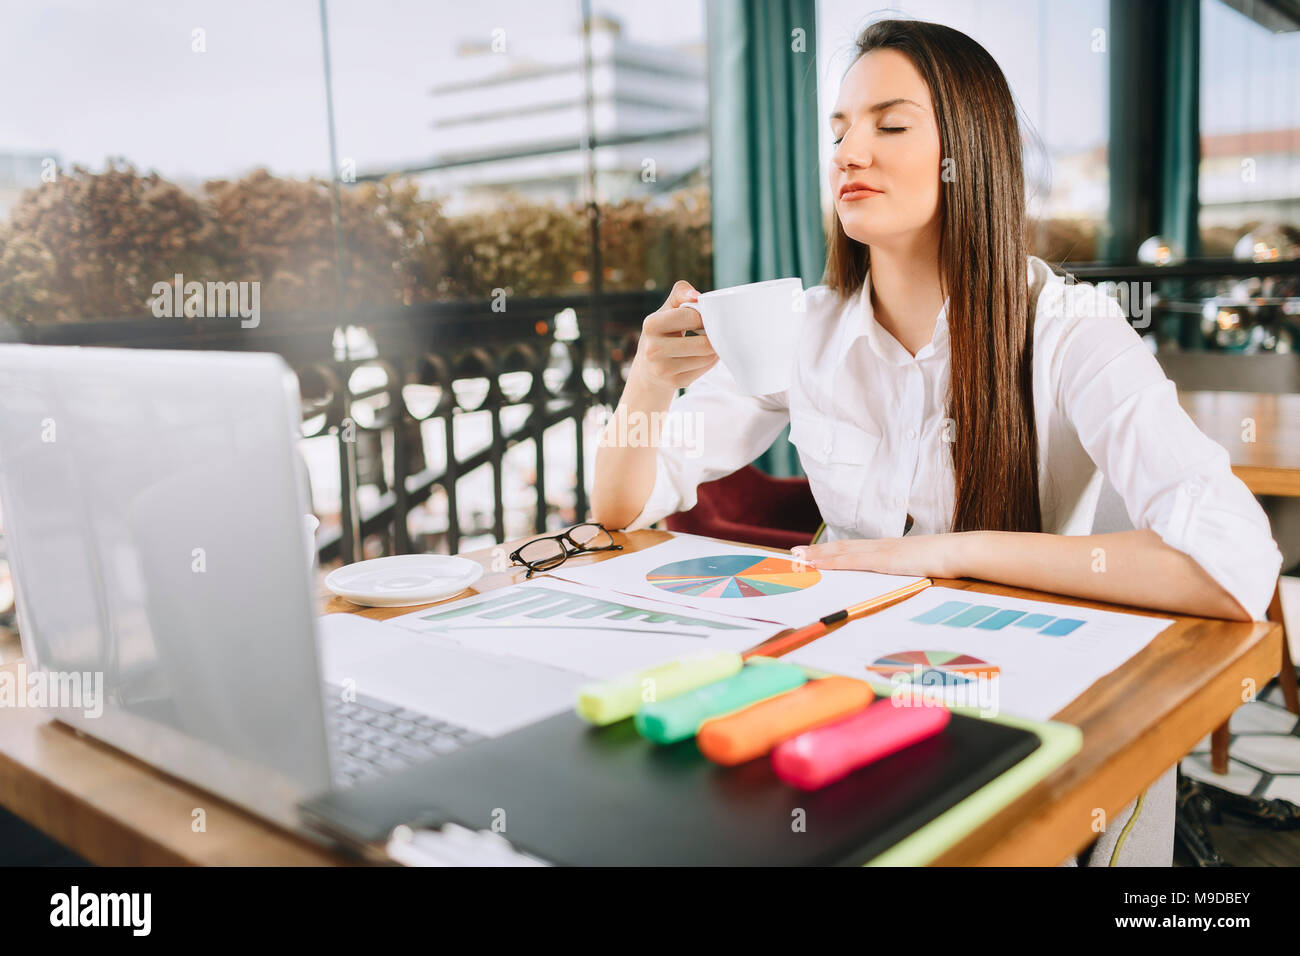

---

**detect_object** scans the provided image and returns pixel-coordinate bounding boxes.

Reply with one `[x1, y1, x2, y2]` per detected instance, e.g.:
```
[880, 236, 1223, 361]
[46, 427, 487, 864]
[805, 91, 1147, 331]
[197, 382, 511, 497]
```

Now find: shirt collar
[835, 271, 950, 367]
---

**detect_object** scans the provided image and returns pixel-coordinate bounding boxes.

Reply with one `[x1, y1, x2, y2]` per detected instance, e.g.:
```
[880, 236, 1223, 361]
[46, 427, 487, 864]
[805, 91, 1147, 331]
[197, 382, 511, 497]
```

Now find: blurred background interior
[0, 0, 1297, 627]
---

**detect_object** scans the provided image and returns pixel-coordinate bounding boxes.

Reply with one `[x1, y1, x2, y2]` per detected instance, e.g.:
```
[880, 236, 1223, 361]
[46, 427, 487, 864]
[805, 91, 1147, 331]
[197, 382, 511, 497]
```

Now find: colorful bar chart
[910, 600, 1085, 637]
[416, 585, 754, 633]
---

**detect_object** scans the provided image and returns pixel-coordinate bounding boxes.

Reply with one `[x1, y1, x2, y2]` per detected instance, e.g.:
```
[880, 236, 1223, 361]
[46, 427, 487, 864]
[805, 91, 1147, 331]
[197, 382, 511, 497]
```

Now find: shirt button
[822, 441, 833, 456]
[906, 428, 918, 440]
[1186, 481, 1202, 497]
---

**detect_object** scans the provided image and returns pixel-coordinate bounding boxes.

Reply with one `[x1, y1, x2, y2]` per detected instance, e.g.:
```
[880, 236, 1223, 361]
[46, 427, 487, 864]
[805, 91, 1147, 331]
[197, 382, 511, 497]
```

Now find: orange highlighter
[696, 676, 875, 766]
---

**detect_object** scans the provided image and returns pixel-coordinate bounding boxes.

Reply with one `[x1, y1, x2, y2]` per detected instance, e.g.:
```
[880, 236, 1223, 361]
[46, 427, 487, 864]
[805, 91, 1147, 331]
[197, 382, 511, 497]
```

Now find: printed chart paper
[386, 577, 781, 679]
[550, 534, 924, 626]
[786, 586, 1173, 720]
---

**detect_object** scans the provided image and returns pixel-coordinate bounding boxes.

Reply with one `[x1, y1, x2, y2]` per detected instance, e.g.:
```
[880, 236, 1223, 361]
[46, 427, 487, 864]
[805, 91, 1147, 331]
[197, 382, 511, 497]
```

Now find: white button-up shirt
[631, 256, 1283, 620]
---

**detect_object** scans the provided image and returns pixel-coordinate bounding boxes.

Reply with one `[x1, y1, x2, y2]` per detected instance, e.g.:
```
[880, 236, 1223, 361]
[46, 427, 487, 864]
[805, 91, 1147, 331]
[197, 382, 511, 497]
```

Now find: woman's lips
[839, 186, 882, 201]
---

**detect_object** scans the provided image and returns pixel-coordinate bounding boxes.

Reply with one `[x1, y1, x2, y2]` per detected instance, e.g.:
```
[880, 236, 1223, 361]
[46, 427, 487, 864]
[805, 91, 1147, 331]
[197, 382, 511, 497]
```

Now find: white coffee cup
[682, 277, 804, 395]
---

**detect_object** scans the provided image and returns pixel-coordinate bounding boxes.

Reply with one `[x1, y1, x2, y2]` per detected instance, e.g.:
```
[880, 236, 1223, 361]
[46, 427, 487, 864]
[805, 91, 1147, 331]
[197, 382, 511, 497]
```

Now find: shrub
[0, 164, 714, 323]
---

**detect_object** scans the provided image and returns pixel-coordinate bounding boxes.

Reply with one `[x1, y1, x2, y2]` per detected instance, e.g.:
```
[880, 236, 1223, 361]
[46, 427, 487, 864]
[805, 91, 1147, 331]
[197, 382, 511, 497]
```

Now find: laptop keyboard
[322, 685, 484, 790]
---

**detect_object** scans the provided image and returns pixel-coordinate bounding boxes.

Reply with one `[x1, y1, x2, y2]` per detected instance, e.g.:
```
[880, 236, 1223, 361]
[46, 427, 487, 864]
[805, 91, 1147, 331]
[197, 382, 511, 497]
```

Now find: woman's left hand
[793, 533, 974, 579]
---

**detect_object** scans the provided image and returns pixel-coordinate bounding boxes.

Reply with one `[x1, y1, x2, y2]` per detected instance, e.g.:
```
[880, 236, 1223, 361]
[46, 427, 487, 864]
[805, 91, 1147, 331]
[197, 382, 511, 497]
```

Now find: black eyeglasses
[509, 522, 622, 578]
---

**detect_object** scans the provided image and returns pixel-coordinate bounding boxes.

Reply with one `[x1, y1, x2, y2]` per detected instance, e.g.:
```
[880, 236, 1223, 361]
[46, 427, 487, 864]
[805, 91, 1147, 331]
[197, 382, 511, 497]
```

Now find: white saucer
[325, 555, 485, 608]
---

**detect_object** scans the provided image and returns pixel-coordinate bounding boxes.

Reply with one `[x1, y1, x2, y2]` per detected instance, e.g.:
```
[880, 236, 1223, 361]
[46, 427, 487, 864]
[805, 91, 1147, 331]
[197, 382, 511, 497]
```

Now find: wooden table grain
[0, 529, 1280, 866]
[1178, 389, 1299, 775]
[1180, 390, 1300, 497]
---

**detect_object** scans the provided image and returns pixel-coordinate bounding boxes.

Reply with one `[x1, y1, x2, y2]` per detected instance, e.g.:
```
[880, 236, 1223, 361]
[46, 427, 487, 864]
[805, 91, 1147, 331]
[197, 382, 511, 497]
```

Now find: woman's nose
[833, 134, 870, 170]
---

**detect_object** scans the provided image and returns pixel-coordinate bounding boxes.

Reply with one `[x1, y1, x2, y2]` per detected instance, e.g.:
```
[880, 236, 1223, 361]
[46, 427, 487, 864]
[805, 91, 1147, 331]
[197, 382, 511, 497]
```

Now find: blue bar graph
[975, 609, 1026, 630]
[1040, 618, 1085, 636]
[943, 605, 999, 627]
[909, 600, 1088, 638]
[910, 600, 971, 624]
[1014, 613, 1054, 629]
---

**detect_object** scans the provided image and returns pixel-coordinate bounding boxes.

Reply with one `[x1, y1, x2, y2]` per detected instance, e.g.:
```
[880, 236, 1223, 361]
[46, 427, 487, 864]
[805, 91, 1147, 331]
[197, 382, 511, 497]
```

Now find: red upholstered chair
[664, 465, 823, 550]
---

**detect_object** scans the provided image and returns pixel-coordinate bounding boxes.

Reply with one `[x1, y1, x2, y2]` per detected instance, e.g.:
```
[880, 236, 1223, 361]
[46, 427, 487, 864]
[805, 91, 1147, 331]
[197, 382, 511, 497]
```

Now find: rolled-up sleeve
[627, 362, 791, 529]
[1052, 284, 1283, 620]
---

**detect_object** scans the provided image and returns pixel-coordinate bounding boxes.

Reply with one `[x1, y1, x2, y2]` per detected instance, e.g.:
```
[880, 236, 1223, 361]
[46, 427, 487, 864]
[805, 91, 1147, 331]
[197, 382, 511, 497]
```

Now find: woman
[592, 19, 1281, 627]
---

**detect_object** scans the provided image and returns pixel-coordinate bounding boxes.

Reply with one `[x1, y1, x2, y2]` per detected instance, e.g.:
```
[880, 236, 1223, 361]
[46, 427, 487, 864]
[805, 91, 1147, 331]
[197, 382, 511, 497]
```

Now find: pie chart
[866, 650, 1000, 687]
[646, 554, 821, 598]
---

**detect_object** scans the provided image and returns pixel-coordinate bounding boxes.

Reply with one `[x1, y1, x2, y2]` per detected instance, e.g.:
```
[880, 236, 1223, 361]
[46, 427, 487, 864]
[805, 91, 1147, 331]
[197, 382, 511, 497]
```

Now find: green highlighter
[634, 661, 808, 745]
[575, 651, 744, 726]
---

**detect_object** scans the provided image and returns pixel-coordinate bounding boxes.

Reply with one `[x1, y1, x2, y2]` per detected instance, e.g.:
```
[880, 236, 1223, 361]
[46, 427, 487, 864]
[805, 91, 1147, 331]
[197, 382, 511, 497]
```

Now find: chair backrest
[664, 465, 822, 550]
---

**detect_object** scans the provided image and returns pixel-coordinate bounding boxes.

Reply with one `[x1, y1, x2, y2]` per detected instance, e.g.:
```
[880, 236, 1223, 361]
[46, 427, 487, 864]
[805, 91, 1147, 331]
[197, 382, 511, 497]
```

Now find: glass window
[587, 2, 710, 297]
[323, 1, 712, 548]
[0, 0, 333, 323]
[0, 1, 714, 557]
[1198, 0, 1300, 256]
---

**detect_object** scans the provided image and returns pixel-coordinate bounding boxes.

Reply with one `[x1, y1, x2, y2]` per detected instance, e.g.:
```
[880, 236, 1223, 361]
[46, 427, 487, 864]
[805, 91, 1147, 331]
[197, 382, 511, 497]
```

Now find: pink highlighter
[771, 699, 951, 791]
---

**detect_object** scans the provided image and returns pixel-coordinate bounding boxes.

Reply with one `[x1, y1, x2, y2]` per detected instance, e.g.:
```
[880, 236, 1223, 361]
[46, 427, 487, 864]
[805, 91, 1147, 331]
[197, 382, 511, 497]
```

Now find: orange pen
[743, 578, 932, 660]
[696, 676, 875, 766]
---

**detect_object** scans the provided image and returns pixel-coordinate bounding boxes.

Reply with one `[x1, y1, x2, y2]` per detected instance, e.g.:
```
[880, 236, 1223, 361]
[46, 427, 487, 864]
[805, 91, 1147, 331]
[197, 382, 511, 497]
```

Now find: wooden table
[1180, 390, 1300, 497]
[1179, 390, 1299, 774]
[0, 530, 1280, 866]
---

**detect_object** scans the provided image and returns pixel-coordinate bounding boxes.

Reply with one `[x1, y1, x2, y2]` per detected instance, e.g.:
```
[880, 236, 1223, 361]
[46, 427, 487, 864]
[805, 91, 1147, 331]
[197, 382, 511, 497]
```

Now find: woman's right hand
[631, 280, 719, 395]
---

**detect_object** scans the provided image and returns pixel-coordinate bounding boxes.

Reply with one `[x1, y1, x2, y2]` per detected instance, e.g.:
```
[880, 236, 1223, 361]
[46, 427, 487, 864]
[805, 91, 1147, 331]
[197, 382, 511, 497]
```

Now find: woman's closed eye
[832, 126, 907, 144]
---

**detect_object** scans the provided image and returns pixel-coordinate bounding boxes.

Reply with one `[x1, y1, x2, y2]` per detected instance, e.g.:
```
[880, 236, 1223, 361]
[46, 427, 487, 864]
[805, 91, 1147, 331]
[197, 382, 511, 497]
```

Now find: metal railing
[4, 257, 1296, 565]
[0, 291, 660, 564]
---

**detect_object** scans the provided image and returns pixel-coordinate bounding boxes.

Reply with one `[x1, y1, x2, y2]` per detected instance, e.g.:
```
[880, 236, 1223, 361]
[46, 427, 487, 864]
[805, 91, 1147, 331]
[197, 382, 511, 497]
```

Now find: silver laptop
[0, 345, 581, 830]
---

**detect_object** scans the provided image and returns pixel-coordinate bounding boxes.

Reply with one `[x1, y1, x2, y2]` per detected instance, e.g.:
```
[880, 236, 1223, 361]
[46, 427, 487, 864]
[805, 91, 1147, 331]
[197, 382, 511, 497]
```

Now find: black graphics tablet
[300, 709, 1041, 866]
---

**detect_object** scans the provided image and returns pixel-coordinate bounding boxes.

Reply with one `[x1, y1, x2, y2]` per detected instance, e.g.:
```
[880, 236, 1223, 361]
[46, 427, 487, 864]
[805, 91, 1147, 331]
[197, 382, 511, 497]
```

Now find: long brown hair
[825, 19, 1041, 534]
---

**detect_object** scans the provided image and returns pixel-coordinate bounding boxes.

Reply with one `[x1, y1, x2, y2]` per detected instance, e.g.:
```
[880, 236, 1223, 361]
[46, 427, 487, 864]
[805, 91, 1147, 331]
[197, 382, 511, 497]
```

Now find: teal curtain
[1104, 0, 1152, 264]
[1159, 0, 1201, 262]
[706, 0, 824, 476]
[1159, 0, 1201, 349]
[1105, 0, 1201, 347]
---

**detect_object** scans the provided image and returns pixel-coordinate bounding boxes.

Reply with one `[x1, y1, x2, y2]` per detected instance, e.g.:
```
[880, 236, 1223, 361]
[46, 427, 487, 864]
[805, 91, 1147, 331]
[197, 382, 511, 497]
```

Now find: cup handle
[680, 300, 703, 337]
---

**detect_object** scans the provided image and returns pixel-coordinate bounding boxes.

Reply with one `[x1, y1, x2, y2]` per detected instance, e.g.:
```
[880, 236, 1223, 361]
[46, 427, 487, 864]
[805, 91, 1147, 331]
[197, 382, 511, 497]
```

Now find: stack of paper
[785, 586, 1172, 721]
